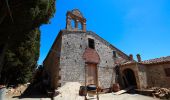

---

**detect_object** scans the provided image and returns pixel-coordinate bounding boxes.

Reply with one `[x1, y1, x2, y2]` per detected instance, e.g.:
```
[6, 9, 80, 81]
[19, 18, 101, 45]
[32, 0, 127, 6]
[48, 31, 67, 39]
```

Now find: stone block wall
[146, 63, 170, 88]
[138, 64, 148, 88]
[43, 34, 62, 89]
[94, 35, 115, 88]
[60, 32, 86, 86]
[59, 31, 129, 88]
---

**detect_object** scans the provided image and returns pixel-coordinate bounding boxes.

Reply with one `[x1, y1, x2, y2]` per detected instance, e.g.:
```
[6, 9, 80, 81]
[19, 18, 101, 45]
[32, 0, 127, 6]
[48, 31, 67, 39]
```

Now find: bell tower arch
[66, 9, 86, 32]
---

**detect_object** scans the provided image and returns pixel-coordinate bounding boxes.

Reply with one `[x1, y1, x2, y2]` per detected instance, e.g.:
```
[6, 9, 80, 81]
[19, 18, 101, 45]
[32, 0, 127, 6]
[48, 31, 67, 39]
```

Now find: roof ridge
[141, 56, 170, 64]
[142, 56, 170, 62]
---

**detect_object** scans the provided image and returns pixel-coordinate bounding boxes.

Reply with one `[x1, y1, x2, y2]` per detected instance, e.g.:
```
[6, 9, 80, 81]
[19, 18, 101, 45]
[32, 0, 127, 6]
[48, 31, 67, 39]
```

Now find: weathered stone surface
[146, 63, 170, 88]
[43, 10, 129, 89]
[119, 60, 170, 89]
[59, 31, 129, 88]
[43, 9, 170, 91]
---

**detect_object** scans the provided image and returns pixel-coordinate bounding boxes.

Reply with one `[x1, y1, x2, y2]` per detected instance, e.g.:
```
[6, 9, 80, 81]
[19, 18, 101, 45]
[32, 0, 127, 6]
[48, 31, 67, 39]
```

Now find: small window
[164, 68, 170, 77]
[113, 51, 117, 58]
[88, 38, 95, 49]
[80, 45, 82, 49]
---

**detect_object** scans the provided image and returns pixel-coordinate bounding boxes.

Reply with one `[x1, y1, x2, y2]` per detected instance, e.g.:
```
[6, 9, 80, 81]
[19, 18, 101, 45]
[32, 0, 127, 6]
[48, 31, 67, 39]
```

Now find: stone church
[43, 9, 170, 90]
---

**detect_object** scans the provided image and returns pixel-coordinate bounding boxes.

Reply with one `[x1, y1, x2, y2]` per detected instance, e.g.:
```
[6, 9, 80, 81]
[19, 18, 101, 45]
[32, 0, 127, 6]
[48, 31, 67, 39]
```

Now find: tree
[0, 0, 55, 85]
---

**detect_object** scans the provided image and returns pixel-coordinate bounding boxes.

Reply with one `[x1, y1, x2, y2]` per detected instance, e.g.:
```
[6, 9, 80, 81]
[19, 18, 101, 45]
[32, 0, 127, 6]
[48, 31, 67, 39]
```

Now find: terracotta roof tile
[119, 56, 170, 66]
[119, 61, 136, 66]
[141, 56, 170, 64]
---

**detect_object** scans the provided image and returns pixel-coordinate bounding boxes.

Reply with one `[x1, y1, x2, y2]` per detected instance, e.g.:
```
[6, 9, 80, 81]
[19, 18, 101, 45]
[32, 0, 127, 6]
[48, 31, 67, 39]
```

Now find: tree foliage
[0, 28, 40, 84]
[0, 0, 55, 85]
[0, 0, 55, 43]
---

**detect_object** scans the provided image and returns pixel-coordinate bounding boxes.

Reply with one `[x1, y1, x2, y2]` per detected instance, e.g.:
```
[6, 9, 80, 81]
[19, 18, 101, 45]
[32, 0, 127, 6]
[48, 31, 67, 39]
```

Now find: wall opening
[80, 45, 82, 49]
[71, 19, 75, 29]
[113, 51, 117, 58]
[123, 68, 137, 88]
[88, 38, 95, 49]
[66, 9, 86, 32]
[78, 22, 82, 30]
[164, 68, 170, 77]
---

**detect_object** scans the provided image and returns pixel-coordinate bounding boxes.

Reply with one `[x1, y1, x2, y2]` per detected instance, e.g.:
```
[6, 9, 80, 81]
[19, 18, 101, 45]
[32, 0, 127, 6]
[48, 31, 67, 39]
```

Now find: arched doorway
[122, 68, 137, 88]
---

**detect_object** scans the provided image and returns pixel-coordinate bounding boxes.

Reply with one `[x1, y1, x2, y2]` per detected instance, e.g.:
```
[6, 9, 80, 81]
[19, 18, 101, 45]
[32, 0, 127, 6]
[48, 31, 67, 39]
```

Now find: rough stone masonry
[43, 9, 170, 90]
[43, 9, 129, 89]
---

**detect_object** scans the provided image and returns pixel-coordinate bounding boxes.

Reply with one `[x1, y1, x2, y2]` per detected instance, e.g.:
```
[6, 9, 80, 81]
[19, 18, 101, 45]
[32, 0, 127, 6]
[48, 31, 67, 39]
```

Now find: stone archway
[122, 68, 137, 88]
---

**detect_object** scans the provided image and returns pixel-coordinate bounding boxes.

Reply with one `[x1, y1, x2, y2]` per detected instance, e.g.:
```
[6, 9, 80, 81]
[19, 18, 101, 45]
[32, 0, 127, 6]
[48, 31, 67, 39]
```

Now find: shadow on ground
[12, 83, 50, 99]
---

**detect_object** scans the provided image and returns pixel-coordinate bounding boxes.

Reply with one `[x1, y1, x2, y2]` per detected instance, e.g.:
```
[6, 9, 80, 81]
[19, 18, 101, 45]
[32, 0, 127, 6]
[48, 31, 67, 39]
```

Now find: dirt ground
[5, 82, 159, 100]
[6, 93, 158, 100]
[54, 82, 158, 100]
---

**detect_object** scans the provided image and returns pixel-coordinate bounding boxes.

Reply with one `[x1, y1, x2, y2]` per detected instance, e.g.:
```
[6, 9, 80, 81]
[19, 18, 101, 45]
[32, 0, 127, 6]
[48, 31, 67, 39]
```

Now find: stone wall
[94, 35, 115, 88]
[59, 31, 129, 88]
[60, 32, 86, 86]
[43, 33, 62, 89]
[138, 64, 148, 88]
[146, 63, 170, 88]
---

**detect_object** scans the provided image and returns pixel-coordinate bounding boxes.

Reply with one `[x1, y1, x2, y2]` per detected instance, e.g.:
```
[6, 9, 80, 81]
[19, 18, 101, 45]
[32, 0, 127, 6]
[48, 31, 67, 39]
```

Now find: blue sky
[38, 0, 170, 64]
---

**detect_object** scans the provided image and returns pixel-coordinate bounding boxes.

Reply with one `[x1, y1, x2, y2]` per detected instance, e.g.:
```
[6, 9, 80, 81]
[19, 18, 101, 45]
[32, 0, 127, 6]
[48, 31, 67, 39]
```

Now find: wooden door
[87, 64, 97, 85]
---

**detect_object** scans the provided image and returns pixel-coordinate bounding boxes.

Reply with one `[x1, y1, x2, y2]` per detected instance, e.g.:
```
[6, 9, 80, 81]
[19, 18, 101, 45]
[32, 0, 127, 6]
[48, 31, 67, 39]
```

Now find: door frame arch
[120, 67, 141, 89]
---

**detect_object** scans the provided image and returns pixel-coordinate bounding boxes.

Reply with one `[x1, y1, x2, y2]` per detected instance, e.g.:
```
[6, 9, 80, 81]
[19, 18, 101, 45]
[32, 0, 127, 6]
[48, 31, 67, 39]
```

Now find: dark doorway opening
[123, 68, 137, 88]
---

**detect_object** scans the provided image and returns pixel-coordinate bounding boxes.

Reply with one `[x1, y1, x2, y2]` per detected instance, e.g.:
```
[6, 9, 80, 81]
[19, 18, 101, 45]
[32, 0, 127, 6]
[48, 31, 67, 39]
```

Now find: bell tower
[66, 9, 86, 32]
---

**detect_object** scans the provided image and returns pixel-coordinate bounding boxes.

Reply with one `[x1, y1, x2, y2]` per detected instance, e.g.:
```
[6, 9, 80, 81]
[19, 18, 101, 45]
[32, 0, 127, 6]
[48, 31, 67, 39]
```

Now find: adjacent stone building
[43, 9, 170, 90]
[119, 55, 170, 89]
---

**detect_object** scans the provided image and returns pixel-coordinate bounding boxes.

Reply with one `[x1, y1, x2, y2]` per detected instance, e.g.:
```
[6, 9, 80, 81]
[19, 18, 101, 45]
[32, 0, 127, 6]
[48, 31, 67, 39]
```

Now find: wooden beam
[112, 86, 135, 95]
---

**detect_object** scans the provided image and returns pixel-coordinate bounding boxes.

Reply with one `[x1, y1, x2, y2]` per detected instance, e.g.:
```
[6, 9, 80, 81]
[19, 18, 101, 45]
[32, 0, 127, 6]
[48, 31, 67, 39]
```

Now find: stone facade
[43, 30, 129, 89]
[43, 9, 170, 90]
[43, 9, 130, 89]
